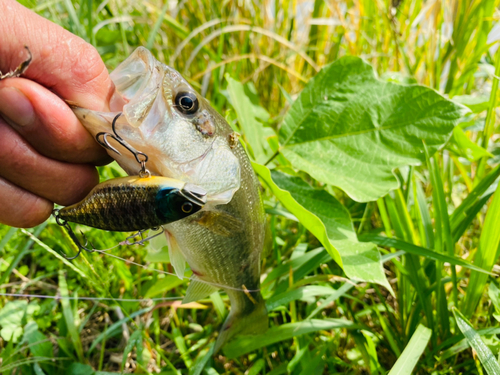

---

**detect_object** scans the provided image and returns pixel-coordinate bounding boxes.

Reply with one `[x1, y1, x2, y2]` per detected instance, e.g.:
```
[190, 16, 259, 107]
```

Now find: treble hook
[52, 210, 166, 260]
[53, 209, 95, 260]
[96, 113, 151, 177]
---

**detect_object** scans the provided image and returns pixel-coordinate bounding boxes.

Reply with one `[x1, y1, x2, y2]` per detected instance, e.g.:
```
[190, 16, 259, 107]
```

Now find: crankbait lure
[54, 176, 206, 232]
[52, 113, 207, 259]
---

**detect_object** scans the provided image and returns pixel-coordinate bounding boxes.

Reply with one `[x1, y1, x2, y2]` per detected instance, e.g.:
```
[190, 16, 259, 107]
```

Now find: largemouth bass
[72, 47, 267, 352]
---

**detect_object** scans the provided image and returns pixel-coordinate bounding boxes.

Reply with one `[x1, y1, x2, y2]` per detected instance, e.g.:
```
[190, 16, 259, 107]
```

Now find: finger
[0, 0, 114, 111]
[0, 78, 111, 164]
[0, 176, 53, 228]
[0, 118, 99, 206]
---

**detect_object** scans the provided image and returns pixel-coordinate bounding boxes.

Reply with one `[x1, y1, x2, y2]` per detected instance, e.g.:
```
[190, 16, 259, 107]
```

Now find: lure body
[58, 176, 206, 231]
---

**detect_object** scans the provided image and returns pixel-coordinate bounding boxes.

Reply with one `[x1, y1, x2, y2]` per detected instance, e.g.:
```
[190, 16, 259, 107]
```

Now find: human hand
[0, 0, 114, 228]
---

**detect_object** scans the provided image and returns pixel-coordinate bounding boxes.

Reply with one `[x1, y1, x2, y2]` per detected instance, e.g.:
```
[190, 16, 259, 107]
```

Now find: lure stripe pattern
[59, 184, 162, 231]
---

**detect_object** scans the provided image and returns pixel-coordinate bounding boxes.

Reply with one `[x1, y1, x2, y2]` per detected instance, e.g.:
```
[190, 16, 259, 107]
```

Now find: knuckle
[70, 41, 109, 90]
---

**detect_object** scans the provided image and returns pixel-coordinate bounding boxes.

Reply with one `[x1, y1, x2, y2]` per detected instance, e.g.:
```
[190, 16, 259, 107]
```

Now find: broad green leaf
[463, 180, 500, 317]
[266, 285, 336, 311]
[448, 126, 492, 161]
[223, 319, 359, 358]
[144, 275, 184, 298]
[453, 308, 500, 374]
[0, 326, 23, 343]
[255, 163, 392, 290]
[66, 362, 94, 375]
[23, 322, 53, 359]
[0, 300, 26, 328]
[254, 163, 341, 268]
[452, 95, 490, 113]
[388, 324, 432, 375]
[0, 300, 27, 342]
[278, 56, 465, 202]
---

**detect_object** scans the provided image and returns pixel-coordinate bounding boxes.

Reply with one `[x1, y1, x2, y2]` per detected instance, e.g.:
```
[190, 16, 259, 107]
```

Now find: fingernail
[0, 86, 35, 127]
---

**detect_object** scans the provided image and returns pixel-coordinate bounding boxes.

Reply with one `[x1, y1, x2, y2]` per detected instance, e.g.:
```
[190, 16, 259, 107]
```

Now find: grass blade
[88, 307, 153, 353]
[58, 270, 84, 362]
[388, 324, 432, 375]
[451, 164, 500, 230]
[462, 180, 500, 317]
[359, 235, 490, 274]
[146, 2, 170, 50]
[453, 308, 500, 374]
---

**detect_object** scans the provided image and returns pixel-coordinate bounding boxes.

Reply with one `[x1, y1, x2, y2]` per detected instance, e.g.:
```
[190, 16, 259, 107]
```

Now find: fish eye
[175, 92, 199, 115]
[181, 202, 193, 213]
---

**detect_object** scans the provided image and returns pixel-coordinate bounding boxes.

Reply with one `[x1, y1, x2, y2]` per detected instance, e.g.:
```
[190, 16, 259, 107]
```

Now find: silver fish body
[72, 47, 267, 351]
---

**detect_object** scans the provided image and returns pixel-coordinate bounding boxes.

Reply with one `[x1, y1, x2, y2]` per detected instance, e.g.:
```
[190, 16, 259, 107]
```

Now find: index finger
[0, 0, 114, 111]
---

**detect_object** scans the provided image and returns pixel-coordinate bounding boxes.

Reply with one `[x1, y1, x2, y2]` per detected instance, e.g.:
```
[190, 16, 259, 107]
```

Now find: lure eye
[175, 92, 199, 115]
[181, 202, 193, 213]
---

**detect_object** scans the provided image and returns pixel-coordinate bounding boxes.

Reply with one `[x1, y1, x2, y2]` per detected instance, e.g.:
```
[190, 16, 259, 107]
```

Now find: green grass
[2, 0, 500, 373]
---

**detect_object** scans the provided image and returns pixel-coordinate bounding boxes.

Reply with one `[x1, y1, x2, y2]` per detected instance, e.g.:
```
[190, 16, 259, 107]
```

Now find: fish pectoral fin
[182, 277, 219, 304]
[166, 232, 186, 280]
[195, 210, 244, 237]
[150, 227, 168, 251]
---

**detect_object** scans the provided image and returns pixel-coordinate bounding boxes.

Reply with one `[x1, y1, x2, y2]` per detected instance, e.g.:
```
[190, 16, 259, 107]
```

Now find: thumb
[0, 0, 114, 111]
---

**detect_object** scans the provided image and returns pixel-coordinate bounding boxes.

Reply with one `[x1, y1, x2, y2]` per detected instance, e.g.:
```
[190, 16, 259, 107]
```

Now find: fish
[56, 175, 207, 232]
[71, 47, 267, 352]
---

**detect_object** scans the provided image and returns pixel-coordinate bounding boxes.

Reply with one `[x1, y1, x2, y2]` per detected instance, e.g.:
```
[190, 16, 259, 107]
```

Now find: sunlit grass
[1, 0, 500, 373]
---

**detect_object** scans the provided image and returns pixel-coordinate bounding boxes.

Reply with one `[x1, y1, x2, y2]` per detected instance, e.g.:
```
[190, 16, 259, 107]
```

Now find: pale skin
[0, 0, 114, 227]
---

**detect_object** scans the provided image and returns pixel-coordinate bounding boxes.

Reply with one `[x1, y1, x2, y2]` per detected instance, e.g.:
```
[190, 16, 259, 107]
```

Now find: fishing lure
[52, 113, 207, 259]
[54, 176, 206, 232]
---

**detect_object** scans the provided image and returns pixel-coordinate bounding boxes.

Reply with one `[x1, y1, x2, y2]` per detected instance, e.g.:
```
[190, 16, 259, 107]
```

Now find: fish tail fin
[214, 291, 268, 354]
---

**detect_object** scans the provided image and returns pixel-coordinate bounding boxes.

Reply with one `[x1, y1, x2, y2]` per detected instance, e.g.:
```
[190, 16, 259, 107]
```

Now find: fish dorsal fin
[182, 277, 219, 304]
[166, 232, 186, 280]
